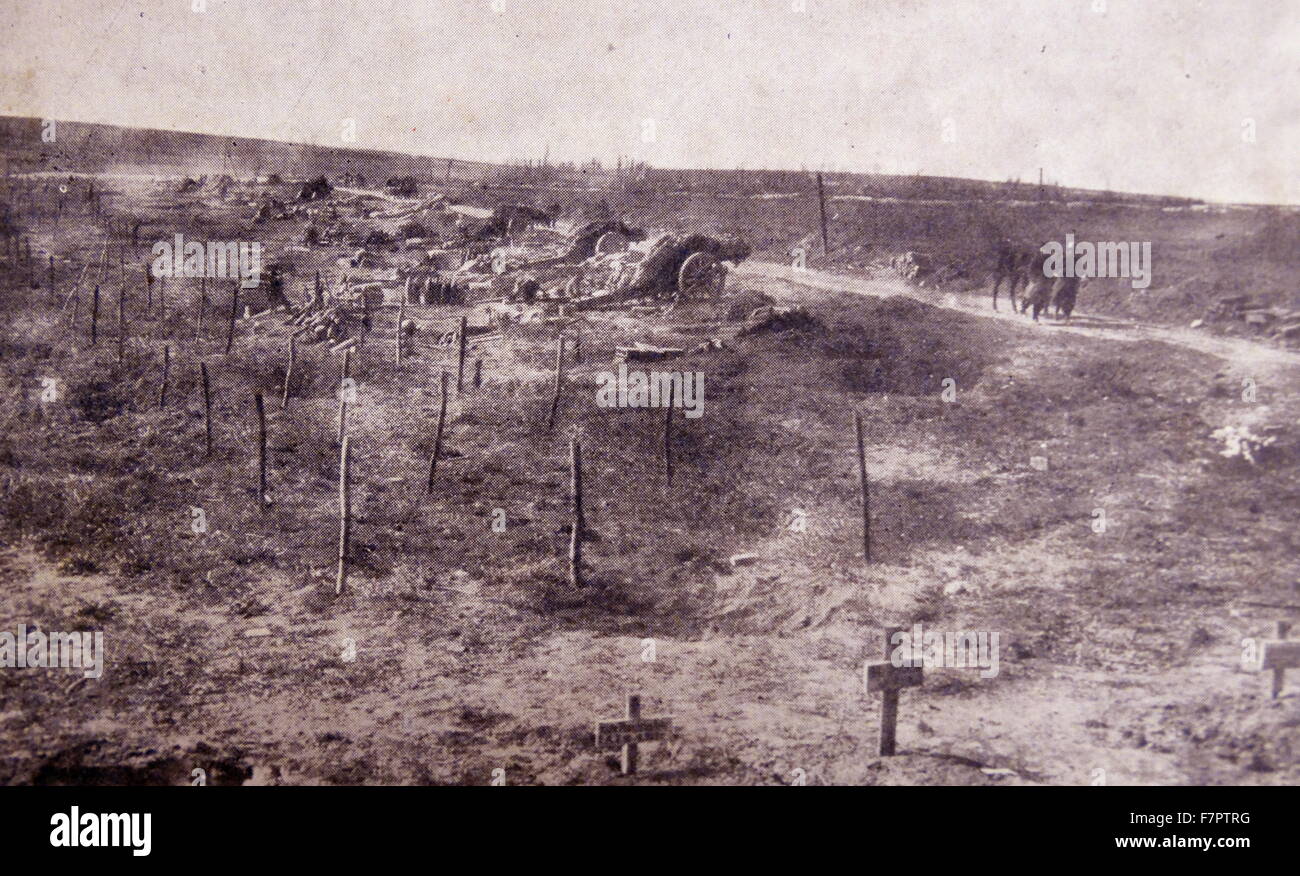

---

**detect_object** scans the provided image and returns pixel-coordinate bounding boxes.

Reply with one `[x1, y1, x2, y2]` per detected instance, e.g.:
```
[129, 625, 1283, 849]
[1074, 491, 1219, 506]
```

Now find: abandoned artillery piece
[585, 231, 752, 303]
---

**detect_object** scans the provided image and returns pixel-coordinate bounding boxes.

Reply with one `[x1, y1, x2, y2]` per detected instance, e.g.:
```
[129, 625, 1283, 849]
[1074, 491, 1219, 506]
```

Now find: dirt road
[737, 260, 1300, 372]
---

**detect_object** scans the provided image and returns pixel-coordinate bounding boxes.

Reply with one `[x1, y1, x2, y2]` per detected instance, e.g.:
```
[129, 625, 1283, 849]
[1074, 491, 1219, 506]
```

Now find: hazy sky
[2, 0, 1296, 202]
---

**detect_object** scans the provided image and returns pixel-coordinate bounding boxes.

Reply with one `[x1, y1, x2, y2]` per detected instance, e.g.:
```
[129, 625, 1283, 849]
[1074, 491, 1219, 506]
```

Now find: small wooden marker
[547, 335, 565, 430]
[569, 433, 584, 589]
[281, 335, 296, 409]
[200, 361, 213, 456]
[864, 627, 922, 757]
[395, 301, 404, 365]
[854, 411, 872, 562]
[337, 349, 352, 445]
[225, 281, 239, 354]
[196, 275, 206, 341]
[90, 284, 100, 345]
[455, 315, 468, 394]
[663, 376, 675, 487]
[1260, 621, 1298, 699]
[336, 435, 351, 595]
[596, 694, 673, 776]
[816, 172, 830, 255]
[158, 345, 170, 408]
[473, 357, 482, 388]
[116, 281, 126, 366]
[426, 371, 449, 493]
[254, 392, 268, 510]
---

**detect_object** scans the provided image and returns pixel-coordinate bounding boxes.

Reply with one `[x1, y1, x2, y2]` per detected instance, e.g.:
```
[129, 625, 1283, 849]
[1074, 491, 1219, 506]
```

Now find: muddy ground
[0, 176, 1297, 785]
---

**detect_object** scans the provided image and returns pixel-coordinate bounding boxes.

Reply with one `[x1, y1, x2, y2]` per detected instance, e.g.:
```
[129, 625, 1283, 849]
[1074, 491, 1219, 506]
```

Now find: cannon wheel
[676, 251, 726, 300]
[594, 231, 629, 255]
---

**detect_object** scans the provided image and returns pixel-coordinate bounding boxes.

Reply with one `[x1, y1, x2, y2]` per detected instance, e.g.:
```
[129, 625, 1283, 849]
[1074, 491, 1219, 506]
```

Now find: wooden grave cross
[1259, 621, 1299, 698]
[595, 694, 672, 776]
[864, 627, 923, 756]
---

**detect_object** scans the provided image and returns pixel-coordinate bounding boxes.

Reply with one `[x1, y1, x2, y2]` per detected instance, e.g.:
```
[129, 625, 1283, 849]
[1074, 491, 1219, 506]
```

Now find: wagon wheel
[594, 231, 629, 255]
[676, 252, 726, 300]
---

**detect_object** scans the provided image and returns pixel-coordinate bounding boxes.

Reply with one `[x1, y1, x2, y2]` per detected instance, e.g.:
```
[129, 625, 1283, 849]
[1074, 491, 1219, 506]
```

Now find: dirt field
[1, 172, 1297, 786]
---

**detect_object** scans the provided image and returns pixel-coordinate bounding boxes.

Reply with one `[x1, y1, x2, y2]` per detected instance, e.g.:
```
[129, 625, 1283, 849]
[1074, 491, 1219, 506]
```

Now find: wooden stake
[622, 694, 642, 775]
[159, 274, 166, 323]
[116, 281, 126, 366]
[337, 348, 352, 444]
[816, 171, 830, 256]
[473, 357, 482, 388]
[1273, 621, 1292, 699]
[90, 284, 100, 345]
[200, 361, 213, 456]
[456, 315, 468, 394]
[395, 301, 404, 365]
[336, 435, 351, 595]
[48, 256, 54, 305]
[225, 281, 239, 354]
[878, 627, 905, 756]
[569, 434, 584, 589]
[855, 411, 871, 562]
[196, 275, 206, 341]
[426, 371, 449, 493]
[547, 336, 566, 430]
[158, 345, 170, 408]
[255, 392, 268, 510]
[664, 376, 675, 487]
[280, 335, 295, 409]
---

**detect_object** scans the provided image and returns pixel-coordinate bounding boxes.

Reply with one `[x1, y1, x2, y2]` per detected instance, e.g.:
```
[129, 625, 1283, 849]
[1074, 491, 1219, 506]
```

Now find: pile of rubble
[1195, 294, 1300, 342]
[891, 251, 932, 282]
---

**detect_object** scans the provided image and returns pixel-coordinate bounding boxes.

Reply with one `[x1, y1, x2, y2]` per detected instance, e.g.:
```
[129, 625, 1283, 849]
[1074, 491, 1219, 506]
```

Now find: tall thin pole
[855, 411, 871, 562]
[90, 284, 100, 344]
[1273, 621, 1292, 699]
[569, 434, 584, 589]
[547, 335, 565, 430]
[116, 281, 126, 366]
[395, 301, 404, 365]
[196, 275, 206, 341]
[255, 392, 268, 510]
[427, 372, 449, 492]
[663, 377, 675, 487]
[225, 281, 239, 354]
[200, 361, 213, 456]
[336, 436, 351, 595]
[280, 335, 296, 408]
[158, 345, 170, 408]
[456, 315, 468, 394]
[337, 348, 352, 444]
[816, 172, 830, 256]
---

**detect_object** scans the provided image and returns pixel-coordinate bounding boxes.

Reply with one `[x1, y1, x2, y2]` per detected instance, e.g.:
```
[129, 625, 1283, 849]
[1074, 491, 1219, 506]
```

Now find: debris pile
[737, 305, 819, 336]
[1198, 295, 1300, 342]
[891, 251, 932, 282]
[297, 175, 333, 201]
[1211, 425, 1278, 464]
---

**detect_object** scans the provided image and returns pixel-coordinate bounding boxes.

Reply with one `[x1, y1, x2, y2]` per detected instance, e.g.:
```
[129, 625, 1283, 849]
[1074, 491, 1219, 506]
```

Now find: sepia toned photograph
[0, 0, 1296, 826]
